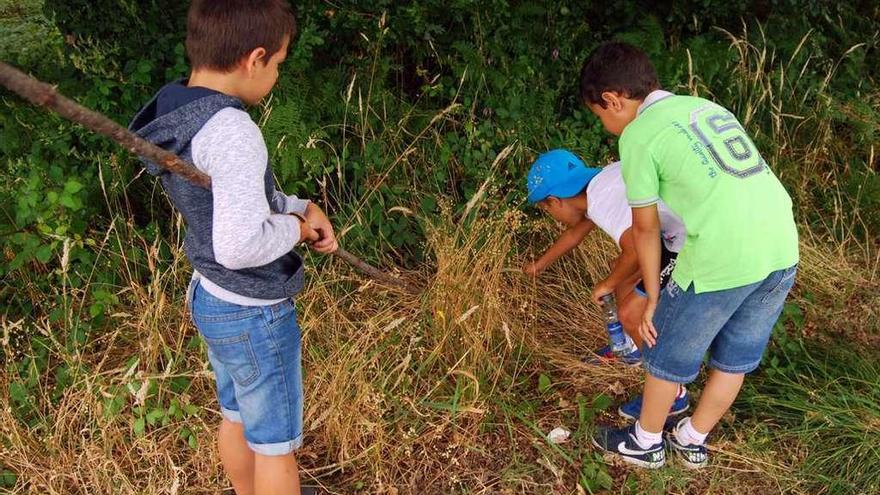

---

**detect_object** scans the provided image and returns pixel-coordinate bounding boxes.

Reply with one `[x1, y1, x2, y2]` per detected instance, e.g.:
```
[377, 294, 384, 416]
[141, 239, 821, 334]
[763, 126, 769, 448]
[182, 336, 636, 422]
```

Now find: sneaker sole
[617, 403, 689, 422]
[666, 433, 708, 470]
[590, 437, 666, 469]
[670, 449, 708, 470]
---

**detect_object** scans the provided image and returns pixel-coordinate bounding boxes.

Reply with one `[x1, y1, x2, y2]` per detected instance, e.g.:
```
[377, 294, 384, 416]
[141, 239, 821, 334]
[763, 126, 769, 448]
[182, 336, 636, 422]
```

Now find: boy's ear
[244, 47, 269, 75]
[600, 91, 623, 111]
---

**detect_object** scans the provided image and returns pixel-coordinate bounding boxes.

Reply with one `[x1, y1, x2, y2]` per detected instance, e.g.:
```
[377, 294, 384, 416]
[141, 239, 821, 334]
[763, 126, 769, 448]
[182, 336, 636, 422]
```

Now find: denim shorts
[642, 264, 797, 383]
[187, 279, 303, 456]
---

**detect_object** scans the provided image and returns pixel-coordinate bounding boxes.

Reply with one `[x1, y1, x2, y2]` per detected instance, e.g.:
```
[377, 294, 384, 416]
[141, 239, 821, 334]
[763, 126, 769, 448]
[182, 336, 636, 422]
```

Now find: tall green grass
[738, 315, 880, 494]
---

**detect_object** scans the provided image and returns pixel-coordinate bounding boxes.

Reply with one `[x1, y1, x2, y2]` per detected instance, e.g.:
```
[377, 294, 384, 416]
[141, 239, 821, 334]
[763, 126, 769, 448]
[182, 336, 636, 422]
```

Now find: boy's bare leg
[254, 452, 301, 495]
[219, 419, 255, 495]
[616, 287, 645, 348]
[690, 369, 744, 433]
[638, 374, 679, 432]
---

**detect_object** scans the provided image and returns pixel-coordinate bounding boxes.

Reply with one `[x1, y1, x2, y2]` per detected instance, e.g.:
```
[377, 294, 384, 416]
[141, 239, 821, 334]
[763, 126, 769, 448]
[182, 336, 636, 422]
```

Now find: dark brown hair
[580, 41, 660, 107]
[186, 0, 297, 71]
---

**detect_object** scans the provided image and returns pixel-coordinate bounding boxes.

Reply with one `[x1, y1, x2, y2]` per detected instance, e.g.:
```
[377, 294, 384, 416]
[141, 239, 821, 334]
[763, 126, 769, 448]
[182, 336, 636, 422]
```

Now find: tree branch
[0, 61, 418, 295]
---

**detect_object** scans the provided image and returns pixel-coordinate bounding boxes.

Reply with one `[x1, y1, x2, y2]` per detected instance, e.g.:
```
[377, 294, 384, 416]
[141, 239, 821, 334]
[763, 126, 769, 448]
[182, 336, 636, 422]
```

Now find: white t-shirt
[586, 161, 686, 252]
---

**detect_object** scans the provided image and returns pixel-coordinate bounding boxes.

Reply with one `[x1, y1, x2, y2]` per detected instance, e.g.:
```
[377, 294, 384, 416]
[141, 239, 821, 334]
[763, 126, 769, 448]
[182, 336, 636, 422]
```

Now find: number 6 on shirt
[689, 104, 767, 179]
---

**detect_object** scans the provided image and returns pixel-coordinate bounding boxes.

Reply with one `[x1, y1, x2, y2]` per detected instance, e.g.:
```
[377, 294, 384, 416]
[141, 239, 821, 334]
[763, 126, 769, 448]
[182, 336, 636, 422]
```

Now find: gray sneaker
[665, 419, 708, 469]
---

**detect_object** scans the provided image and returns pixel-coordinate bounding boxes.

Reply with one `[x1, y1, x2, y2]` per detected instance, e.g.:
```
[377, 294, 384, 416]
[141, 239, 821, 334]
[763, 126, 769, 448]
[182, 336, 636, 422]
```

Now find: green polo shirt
[621, 92, 799, 293]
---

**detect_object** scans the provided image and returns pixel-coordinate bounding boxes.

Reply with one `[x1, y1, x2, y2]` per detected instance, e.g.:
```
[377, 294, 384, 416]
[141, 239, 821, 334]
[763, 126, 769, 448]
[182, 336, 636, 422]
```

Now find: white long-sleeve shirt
[190, 107, 309, 306]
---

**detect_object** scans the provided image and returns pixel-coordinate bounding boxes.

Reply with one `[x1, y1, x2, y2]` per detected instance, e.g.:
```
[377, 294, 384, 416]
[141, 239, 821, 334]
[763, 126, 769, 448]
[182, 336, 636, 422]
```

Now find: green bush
[2, 0, 878, 322]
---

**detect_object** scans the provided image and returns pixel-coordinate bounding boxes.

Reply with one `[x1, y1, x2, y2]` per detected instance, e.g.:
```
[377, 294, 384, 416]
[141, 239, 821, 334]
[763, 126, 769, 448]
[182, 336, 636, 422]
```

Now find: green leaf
[133, 416, 145, 436]
[89, 303, 104, 318]
[59, 193, 76, 209]
[8, 251, 31, 271]
[592, 393, 612, 411]
[537, 373, 552, 394]
[103, 395, 124, 418]
[34, 244, 53, 263]
[576, 393, 589, 426]
[64, 179, 84, 194]
[9, 382, 28, 404]
[595, 469, 613, 489]
[0, 470, 17, 487]
[146, 408, 165, 426]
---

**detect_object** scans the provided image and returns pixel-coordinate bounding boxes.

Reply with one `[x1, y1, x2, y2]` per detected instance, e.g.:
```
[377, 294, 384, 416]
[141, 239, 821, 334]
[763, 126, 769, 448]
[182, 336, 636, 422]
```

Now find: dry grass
[1, 201, 872, 494]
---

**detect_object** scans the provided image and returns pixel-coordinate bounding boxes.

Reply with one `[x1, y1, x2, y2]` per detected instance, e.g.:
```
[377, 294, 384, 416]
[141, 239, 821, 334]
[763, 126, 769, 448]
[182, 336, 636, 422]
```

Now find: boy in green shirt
[581, 42, 799, 469]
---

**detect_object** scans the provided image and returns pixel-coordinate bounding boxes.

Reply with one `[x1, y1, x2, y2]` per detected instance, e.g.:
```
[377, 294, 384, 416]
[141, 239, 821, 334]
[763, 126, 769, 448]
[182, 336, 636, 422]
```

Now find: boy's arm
[193, 109, 315, 270]
[590, 227, 640, 303]
[270, 190, 310, 215]
[524, 217, 595, 276]
[270, 190, 338, 253]
[632, 205, 662, 346]
[620, 135, 662, 344]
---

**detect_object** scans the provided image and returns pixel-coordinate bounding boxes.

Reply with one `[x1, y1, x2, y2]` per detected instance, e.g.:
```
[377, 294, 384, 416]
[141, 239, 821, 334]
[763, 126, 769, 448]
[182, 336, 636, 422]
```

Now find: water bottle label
[606, 322, 626, 347]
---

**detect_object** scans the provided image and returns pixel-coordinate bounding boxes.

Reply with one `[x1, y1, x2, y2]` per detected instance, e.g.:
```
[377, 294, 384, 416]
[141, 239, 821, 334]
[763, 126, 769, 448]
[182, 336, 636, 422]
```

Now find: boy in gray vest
[130, 1, 334, 493]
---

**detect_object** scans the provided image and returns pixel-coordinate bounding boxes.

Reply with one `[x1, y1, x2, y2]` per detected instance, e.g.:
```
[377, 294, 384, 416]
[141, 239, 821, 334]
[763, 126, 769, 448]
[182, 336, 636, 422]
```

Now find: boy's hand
[591, 278, 615, 304]
[303, 203, 338, 254]
[523, 261, 545, 277]
[297, 218, 321, 245]
[639, 300, 658, 347]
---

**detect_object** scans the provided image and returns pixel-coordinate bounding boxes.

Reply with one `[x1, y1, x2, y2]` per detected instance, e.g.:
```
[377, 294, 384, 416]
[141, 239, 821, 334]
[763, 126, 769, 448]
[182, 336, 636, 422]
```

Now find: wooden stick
[0, 61, 418, 295]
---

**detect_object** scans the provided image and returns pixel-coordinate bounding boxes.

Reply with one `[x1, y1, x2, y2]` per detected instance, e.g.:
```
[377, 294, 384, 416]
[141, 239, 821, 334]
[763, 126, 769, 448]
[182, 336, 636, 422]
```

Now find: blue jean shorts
[642, 264, 797, 384]
[187, 279, 303, 456]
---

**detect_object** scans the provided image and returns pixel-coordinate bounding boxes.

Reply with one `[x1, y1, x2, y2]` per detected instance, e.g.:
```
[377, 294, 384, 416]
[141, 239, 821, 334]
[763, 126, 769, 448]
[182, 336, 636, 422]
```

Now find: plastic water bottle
[600, 294, 638, 357]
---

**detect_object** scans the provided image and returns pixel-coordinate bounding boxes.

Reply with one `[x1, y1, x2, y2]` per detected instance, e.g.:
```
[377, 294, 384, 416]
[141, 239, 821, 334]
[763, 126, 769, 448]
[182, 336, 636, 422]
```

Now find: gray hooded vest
[129, 82, 304, 299]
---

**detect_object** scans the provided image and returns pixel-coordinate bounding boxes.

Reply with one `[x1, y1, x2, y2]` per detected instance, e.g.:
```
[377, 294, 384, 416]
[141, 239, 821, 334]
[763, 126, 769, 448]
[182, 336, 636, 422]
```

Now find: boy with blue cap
[525, 148, 689, 419]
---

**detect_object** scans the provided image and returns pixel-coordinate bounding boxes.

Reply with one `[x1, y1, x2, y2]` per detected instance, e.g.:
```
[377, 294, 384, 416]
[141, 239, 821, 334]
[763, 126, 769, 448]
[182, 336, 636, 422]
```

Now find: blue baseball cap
[526, 149, 600, 203]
